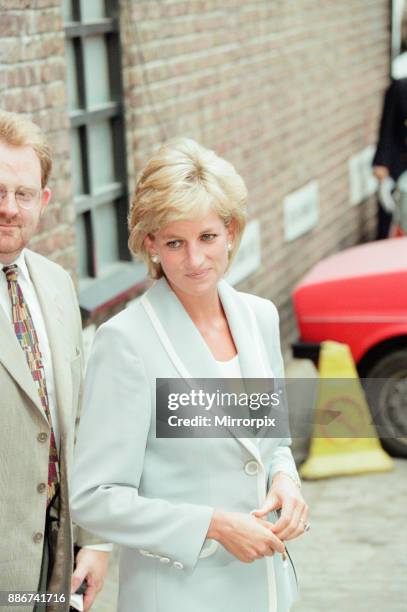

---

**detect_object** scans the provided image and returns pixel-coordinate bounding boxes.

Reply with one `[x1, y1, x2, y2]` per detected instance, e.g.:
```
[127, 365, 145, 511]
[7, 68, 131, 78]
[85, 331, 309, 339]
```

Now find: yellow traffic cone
[299, 341, 394, 479]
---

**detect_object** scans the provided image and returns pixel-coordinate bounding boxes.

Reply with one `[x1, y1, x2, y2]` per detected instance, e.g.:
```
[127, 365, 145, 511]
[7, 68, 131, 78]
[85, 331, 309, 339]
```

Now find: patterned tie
[3, 264, 59, 505]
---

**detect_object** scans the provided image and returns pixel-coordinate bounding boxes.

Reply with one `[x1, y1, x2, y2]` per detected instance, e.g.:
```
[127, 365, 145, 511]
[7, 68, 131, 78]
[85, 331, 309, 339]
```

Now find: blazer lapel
[25, 252, 73, 438]
[0, 311, 46, 418]
[218, 281, 273, 379]
[218, 281, 275, 460]
[141, 277, 221, 379]
[141, 278, 274, 462]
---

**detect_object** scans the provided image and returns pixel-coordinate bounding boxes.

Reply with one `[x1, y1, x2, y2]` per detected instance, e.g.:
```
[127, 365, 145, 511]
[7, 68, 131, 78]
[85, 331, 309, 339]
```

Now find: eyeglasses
[0, 184, 42, 210]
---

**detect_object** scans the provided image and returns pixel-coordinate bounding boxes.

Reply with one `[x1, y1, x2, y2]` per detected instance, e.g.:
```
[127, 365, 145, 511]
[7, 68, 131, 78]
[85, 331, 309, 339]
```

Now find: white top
[216, 354, 262, 445]
[0, 250, 60, 447]
[215, 353, 242, 378]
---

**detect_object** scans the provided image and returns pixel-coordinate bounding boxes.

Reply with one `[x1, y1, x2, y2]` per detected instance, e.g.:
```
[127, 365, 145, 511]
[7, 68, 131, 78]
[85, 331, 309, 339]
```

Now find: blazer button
[244, 460, 259, 475]
[173, 561, 184, 569]
[159, 557, 170, 564]
[33, 532, 43, 544]
[37, 432, 48, 443]
[37, 483, 46, 494]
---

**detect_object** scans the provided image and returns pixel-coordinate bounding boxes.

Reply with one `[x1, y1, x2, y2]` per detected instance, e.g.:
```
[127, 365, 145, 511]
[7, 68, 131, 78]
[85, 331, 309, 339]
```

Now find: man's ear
[40, 187, 51, 214]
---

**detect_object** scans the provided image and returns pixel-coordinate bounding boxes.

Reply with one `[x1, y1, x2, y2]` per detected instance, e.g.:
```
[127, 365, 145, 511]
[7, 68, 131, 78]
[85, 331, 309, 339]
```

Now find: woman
[70, 138, 308, 612]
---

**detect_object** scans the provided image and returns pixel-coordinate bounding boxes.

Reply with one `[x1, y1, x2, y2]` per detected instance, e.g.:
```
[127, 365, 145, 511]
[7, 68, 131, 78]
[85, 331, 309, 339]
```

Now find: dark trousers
[34, 494, 60, 611]
[33, 536, 49, 610]
[376, 201, 393, 239]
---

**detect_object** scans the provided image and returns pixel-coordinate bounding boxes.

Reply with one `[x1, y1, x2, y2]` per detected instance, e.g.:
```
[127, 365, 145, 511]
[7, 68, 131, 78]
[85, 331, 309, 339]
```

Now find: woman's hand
[252, 473, 308, 541]
[207, 509, 285, 563]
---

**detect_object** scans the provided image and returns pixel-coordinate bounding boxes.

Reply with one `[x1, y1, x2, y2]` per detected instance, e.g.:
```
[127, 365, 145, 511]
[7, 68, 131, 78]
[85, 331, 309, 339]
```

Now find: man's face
[0, 140, 51, 265]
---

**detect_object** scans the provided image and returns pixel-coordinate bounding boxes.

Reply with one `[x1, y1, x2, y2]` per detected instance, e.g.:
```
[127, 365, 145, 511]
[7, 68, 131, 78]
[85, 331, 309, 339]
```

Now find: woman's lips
[185, 269, 211, 279]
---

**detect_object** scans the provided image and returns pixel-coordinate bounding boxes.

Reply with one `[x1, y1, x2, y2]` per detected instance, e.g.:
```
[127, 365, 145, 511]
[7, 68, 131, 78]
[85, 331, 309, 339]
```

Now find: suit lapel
[0, 309, 46, 418]
[218, 281, 274, 460]
[25, 252, 73, 439]
[142, 278, 273, 461]
[141, 277, 221, 379]
[218, 281, 272, 379]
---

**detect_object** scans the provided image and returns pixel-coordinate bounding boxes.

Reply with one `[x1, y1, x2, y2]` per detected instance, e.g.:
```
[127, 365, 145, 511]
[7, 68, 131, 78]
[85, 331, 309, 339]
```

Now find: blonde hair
[128, 138, 248, 279]
[0, 110, 52, 187]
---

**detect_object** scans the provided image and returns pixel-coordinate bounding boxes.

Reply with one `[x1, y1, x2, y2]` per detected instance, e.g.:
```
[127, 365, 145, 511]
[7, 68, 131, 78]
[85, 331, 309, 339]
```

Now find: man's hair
[0, 110, 52, 187]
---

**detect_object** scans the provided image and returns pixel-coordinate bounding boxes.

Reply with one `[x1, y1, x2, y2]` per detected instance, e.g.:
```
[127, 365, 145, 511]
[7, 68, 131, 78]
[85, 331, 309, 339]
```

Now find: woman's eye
[167, 240, 181, 249]
[201, 233, 217, 241]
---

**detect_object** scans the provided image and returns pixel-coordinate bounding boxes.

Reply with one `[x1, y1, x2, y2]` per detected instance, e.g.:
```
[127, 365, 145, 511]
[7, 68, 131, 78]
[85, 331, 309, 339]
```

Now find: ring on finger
[299, 518, 311, 532]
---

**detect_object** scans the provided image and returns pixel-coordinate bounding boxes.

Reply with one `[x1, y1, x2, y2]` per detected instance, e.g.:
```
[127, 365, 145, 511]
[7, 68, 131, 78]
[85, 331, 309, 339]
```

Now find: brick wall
[0, 0, 75, 274]
[0, 0, 391, 351]
[119, 0, 390, 351]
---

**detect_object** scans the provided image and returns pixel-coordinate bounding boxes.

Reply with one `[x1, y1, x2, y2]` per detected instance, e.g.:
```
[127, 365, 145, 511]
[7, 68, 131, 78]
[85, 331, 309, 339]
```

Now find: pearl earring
[227, 243, 232, 252]
[151, 254, 160, 264]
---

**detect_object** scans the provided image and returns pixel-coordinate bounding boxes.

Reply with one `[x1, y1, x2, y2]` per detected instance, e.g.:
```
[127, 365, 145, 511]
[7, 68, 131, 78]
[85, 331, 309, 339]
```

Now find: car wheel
[363, 349, 407, 457]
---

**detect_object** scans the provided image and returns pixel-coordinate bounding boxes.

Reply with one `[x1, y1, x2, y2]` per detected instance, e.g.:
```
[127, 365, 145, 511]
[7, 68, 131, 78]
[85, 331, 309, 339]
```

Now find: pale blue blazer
[70, 277, 300, 612]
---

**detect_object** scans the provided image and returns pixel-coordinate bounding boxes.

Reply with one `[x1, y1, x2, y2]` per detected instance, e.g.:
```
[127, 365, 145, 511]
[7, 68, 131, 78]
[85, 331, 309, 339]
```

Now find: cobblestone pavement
[290, 458, 407, 612]
[91, 459, 406, 612]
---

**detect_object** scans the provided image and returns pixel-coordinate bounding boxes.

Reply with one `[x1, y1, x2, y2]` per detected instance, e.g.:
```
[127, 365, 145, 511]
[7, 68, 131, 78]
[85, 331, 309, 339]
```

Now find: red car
[292, 237, 407, 456]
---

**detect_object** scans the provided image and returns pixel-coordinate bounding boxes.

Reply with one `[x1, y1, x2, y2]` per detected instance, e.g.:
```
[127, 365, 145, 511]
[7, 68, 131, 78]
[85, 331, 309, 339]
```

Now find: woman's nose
[185, 243, 205, 267]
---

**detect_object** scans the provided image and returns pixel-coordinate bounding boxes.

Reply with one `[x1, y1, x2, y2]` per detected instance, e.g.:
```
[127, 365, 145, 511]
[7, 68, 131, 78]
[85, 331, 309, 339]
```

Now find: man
[0, 110, 110, 612]
[372, 79, 407, 238]
[372, 4, 407, 238]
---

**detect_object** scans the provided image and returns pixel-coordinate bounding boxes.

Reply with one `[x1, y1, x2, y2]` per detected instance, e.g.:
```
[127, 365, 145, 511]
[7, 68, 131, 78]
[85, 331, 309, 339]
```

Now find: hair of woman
[128, 137, 248, 279]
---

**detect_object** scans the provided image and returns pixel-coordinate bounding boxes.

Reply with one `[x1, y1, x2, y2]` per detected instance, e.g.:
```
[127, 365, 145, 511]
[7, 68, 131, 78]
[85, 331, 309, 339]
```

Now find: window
[63, 1, 144, 314]
[392, 0, 407, 78]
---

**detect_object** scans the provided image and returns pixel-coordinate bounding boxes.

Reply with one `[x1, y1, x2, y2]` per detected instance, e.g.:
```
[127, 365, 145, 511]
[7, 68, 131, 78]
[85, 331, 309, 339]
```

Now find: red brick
[0, 0, 391, 342]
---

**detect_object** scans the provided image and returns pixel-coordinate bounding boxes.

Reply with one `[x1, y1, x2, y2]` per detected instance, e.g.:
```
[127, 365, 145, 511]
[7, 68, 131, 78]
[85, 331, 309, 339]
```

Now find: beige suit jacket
[0, 249, 97, 612]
